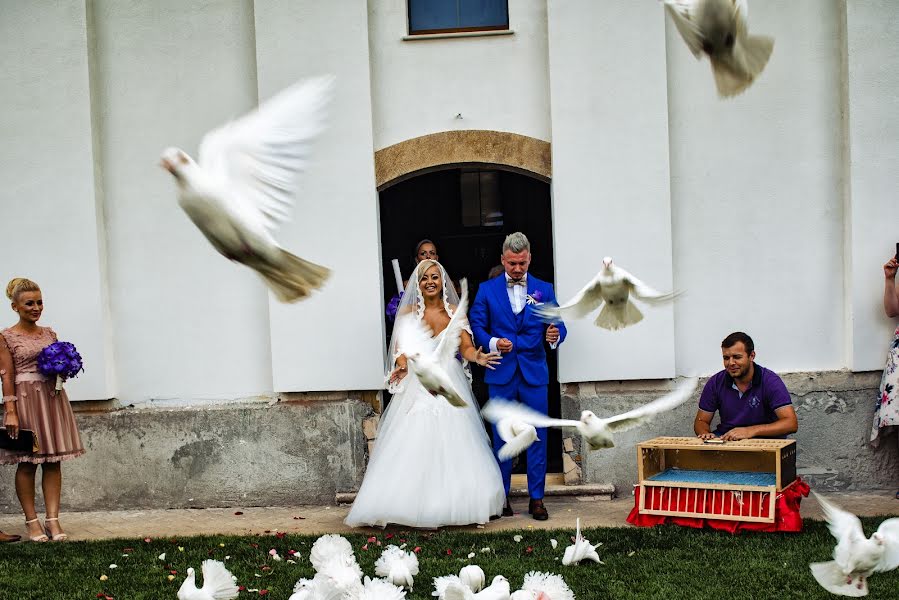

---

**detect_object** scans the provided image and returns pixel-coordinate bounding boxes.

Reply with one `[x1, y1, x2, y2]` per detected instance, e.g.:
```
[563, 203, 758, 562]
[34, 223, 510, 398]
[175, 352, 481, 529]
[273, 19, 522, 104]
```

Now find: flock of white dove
[158, 0, 899, 597]
[176, 520, 601, 600]
[175, 504, 899, 599]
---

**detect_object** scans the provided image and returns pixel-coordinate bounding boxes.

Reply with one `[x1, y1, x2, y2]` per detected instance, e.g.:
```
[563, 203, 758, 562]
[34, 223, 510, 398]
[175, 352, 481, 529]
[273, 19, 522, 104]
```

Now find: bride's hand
[475, 346, 502, 370]
[389, 364, 408, 385]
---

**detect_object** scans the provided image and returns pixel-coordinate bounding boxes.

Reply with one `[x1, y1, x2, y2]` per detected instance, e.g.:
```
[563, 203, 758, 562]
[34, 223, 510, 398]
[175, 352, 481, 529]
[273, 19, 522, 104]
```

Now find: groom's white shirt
[489, 274, 556, 353]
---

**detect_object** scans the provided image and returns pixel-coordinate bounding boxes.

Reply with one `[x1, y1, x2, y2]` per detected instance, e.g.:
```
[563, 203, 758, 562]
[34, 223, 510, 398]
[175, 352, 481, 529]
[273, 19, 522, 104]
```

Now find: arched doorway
[377, 164, 563, 475]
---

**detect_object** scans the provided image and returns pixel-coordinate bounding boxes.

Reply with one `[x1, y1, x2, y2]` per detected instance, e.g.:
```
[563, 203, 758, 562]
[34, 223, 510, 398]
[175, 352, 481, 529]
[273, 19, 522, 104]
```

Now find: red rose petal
[446, 549, 452, 555]
[259, 591, 269, 596]
[367, 536, 377, 543]
[234, 511, 244, 516]
[276, 532, 286, 539]
[361, 544, 368, 551]
[526, 546, 534, 553]
[293, 516, 305, 520]
[413, 546, 421, 553]
[385, 533, 394, 539]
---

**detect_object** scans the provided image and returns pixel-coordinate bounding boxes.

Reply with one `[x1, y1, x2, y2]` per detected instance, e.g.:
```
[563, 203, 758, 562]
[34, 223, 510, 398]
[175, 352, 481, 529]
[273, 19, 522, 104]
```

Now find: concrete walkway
[0, 492, 895, 541]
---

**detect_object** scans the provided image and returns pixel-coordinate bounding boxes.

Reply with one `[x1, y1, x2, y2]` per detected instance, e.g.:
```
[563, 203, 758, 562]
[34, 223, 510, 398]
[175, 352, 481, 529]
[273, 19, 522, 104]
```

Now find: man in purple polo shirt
[694, 332, 798, 441]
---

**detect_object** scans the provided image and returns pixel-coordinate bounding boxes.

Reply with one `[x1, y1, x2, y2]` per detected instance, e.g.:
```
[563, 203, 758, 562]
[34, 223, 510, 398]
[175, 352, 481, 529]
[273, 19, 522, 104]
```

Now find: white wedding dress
[345, 329, 505, 528]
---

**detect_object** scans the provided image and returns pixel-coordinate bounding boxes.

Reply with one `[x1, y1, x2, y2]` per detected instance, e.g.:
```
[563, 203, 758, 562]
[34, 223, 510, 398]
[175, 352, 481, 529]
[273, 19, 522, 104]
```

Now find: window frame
[406, 0, 510, 36]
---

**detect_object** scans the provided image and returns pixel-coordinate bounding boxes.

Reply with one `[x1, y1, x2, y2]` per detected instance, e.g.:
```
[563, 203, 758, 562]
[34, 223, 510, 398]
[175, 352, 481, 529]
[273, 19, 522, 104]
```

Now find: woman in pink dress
[0, 278, 85, 541]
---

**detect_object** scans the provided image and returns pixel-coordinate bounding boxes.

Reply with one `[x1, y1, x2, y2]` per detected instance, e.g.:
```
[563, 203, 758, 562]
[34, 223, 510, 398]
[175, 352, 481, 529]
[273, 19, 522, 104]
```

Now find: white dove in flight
[160, 76, 333, 303]
[393, 279, 472, 408]
[484, 407, 539, 460]
[482, 378, 698, 451]
[810, 492, 899, 597]
[661, 0, 774, 98]
[177, 559, 239, 600]
[532, 257, 680, 331]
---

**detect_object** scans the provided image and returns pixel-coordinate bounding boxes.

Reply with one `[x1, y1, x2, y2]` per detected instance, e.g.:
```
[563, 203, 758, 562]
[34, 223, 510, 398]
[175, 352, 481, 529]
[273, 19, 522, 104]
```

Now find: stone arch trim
[374, 130, 551, 190]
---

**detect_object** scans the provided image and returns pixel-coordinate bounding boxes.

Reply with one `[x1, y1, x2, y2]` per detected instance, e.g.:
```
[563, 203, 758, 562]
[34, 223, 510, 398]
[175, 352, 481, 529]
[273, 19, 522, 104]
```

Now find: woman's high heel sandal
[24, 518, 48, 543]
[43, 517, 68, 542]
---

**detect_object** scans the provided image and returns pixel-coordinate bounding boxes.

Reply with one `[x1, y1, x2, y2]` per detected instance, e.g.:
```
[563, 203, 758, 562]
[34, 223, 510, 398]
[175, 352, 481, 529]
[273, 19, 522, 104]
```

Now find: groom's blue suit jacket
[470, 274, 567, 386]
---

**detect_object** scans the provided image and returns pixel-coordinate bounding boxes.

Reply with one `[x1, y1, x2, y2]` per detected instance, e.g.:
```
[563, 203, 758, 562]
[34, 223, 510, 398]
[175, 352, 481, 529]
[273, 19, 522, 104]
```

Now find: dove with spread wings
[532, 257, 680, 331]
[482, 377, 698, 451]
[661, 0, 774, 98]
[810, 492, 899, 597]
[160, 76, 333, 303]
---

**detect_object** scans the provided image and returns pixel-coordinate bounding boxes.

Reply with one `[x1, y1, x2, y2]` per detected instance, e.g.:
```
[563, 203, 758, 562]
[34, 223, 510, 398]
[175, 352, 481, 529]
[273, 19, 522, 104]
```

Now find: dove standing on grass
[433, 566, 487, 599]
[532, 257, 680, 331]
[177, 559, 239, 600]
[661, 0, 774, 98]
[483, 378, 698, 452]
[160, 76, 333, 302]
[375, 544, 419, 590]
[562, 519, 603, 566]
[809, 492, 899, 597]
[510, 571, 575, 600]
[442, 575, 511, 600]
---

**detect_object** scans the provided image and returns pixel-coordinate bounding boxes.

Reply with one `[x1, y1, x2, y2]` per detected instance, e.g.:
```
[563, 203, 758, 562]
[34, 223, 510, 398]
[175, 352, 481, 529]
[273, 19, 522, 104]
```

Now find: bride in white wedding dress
[345, 260, 505, 528]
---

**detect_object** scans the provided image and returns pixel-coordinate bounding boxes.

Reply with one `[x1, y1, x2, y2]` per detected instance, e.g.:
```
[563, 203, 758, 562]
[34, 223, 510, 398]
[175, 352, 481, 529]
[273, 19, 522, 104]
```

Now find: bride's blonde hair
[6, 278, 40, 302]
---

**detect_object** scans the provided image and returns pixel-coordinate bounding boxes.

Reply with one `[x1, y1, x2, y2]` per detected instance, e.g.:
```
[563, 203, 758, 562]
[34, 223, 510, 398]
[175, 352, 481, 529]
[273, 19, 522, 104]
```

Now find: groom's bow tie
[507, 279, 526, 288]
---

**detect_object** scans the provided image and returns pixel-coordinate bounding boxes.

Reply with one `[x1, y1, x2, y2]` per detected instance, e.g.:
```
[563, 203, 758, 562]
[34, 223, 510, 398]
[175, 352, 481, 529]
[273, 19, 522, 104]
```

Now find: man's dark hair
[721, 331, 754, 354]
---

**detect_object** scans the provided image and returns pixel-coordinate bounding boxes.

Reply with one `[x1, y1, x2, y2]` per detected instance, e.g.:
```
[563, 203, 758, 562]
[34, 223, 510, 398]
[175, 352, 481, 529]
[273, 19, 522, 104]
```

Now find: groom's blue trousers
[489, 368, 548, 500]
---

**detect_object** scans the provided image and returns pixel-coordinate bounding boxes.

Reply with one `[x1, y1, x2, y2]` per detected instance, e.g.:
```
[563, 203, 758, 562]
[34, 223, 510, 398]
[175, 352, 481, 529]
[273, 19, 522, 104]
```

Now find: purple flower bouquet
[385, 292, 403, 322]
[37, 341, 84, 393]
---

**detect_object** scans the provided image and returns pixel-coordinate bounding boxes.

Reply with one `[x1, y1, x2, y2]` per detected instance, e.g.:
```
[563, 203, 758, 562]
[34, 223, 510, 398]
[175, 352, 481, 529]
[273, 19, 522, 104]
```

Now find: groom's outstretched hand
[546, 324, 560, 344]
[497, 338, 513, 353]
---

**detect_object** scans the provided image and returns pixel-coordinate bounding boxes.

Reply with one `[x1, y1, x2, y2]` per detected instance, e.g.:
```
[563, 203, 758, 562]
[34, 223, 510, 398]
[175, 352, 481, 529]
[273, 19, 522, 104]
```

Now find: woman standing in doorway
[0, 278, 85, 541]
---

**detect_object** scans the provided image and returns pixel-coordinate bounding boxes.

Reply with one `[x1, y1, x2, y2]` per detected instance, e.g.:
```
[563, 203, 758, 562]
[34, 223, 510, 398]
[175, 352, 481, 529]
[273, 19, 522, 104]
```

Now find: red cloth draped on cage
[626, 478, 809, 533]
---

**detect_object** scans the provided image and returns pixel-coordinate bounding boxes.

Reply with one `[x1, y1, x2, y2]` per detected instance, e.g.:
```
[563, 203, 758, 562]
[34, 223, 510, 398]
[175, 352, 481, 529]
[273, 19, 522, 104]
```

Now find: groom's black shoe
[529, 498, 549, 521]
[501, 497, 514, 517]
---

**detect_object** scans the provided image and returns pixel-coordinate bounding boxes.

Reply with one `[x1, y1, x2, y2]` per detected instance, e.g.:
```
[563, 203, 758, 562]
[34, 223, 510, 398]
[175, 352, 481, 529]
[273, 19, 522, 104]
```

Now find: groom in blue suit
[470, 232, 567, 520]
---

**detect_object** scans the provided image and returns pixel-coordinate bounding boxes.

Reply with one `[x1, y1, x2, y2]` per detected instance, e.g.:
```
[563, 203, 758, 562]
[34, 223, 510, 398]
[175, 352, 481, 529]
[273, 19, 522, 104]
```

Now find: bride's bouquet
[37, 341, 84, 393]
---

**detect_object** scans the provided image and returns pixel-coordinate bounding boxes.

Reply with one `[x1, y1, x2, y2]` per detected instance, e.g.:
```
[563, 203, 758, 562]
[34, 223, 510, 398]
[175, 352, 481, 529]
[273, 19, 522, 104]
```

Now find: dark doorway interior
[378, 166, 562, 474]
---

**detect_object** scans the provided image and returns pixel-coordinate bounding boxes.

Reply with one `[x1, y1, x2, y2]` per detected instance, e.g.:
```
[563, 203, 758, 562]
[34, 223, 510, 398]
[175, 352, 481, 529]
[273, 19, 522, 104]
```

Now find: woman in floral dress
[876, 256, 899, 499]
[0, 278, 85, 541]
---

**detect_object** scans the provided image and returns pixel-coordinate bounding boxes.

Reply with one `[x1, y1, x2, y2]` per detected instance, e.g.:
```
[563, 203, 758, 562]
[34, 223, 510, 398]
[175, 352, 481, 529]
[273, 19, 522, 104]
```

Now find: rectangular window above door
[408, 0, 509, 35]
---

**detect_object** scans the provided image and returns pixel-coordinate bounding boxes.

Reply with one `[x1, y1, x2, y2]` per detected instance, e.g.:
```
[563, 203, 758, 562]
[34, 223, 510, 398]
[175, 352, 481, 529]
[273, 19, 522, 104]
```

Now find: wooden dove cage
[635, 437, 797, 523]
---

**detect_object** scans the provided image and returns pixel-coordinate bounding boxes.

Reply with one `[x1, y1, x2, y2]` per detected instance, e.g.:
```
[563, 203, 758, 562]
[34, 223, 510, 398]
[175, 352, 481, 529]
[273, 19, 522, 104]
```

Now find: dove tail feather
[741, 35, 774, 79]
[200, 559, 240, 599]
[531, 303, 563, 324]
[594, 301, 643, 330]
[255, 249, 330, 303]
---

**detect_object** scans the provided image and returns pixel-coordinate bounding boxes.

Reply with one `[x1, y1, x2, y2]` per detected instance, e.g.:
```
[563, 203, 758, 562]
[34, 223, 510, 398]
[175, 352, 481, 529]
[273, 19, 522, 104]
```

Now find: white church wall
[91, 0, 274, 402]
[255, 1, 385, 391]
[547, 0, 677, 382]
[367, 0, 551, 150]
[0, 0, 113, 400]
[844, 0, 899, 371]
[668, 0, 845, 376]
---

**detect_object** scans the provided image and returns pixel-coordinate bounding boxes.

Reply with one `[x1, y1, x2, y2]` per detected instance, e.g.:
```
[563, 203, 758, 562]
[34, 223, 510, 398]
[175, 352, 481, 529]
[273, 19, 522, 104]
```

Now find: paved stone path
[0, 492, 895, 541]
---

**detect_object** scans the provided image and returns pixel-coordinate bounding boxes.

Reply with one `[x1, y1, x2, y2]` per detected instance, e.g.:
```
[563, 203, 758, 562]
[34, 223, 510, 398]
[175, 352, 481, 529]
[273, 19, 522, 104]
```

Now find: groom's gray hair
[502, 232, 531, 254]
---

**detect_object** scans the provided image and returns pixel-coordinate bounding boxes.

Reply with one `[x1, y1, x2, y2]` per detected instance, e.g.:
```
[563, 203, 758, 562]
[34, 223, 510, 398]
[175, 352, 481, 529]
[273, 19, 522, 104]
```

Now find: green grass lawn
[0, 518, 895, 599]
